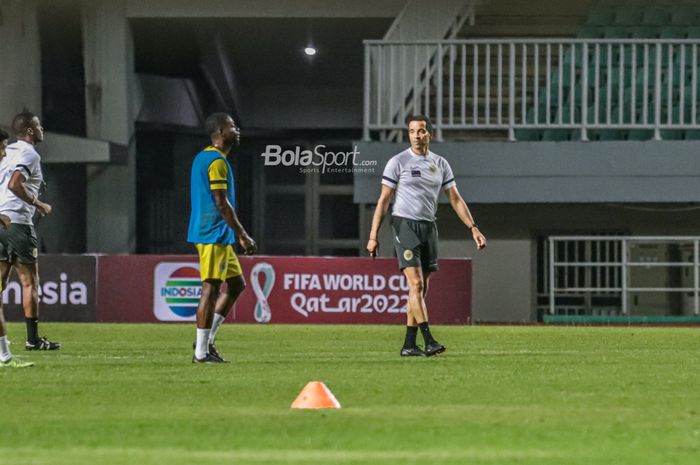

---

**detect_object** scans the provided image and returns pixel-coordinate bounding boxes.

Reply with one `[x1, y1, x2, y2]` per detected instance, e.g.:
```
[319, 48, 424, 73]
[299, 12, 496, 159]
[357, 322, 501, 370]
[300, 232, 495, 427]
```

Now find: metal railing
[370, 0, 476, 142]
[363, 38, 700, 141]
[548, 236, 700, 317]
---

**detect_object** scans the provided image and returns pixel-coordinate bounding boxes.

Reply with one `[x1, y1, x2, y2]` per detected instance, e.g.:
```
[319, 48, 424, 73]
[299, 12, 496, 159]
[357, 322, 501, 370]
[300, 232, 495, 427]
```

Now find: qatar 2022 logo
[153, 262, 202, 321]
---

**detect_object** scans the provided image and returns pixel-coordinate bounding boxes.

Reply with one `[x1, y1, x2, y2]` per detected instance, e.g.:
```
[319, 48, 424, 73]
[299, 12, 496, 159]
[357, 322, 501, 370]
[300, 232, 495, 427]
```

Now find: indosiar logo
[154, 262, 201, 321]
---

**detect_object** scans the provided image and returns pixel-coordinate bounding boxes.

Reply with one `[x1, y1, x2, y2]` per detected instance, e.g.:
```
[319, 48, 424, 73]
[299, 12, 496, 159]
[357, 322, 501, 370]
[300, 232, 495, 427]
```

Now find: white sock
[195, 328, 210, 359]
[0, 336, 11, 362]
[209, 313, 225, 345]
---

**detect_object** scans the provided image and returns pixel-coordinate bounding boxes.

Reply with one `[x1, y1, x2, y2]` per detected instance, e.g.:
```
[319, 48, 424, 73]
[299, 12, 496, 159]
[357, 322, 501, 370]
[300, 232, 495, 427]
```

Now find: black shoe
[192, 353, 225, 364]
[424, 342, 446, 357]
[192, 342, 230, 363]
[400, 346, 425, 357]
[25, 336, 61, 351]
[207, 343, 230, 363]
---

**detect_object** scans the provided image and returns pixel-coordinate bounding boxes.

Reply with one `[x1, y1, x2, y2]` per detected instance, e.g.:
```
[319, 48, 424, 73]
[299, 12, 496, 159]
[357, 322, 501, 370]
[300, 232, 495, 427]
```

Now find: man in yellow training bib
[187, 113, 256, 364]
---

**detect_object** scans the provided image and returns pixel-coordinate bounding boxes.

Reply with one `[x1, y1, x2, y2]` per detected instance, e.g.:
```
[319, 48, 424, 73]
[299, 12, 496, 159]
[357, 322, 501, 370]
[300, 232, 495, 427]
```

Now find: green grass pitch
[1, 323, 699, 465]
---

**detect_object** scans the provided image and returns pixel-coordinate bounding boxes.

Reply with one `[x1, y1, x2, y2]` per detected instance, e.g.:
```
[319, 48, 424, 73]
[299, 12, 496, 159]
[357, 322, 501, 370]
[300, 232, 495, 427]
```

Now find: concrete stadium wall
[354, 141, 700, 204]
[441, 239, 534, 323]
[356, 141, 700, 322]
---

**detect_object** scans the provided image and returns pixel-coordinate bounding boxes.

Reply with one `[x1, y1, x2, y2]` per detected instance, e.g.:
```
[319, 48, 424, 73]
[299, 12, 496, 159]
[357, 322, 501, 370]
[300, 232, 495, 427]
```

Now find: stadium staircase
[364, 1, 700, 142]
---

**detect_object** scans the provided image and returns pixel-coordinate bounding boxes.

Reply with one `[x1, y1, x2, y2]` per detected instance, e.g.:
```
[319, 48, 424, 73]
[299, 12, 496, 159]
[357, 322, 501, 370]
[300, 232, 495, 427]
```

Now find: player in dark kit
[367, 115, 486, 357]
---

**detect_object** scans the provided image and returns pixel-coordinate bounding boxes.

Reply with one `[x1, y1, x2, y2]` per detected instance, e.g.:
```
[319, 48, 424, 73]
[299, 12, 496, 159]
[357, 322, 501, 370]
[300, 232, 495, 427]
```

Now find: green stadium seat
[590, 129, 625, 141]
[562, 45, 584, 67]
[541, 129, 573, 141]
[684, 130, 700, 139]
[660, 130, 683, 140]
[615, 7, 643, 26]
[686, 27, 700, 38]
[603, 27, 630, 38]
[659, 27, 686, 38]
[550, 67, 575, 89]
[670, 7, 700, 26]
[681, 100, 700, 124]
[642, 7, 671, 26]
[627, 129, 654, 141]
[613, 106, 634, 125]
[514, 130, 542, 142]
[684, 80, 700, 97]
[629, 27, 659, 38]
[586, 7, 616, 26]
[577, 27, 605, 39]
[603, 66, 627, 88]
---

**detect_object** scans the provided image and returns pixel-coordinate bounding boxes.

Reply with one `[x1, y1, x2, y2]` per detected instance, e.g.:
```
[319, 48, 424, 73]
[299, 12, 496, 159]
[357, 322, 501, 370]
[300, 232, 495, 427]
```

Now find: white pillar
[82, 0, 138, 252]
[0, 0, 41, 126]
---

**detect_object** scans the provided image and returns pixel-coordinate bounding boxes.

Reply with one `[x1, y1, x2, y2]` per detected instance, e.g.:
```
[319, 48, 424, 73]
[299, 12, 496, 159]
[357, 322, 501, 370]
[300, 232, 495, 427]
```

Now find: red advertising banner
[4, 254, 97, 322]
[98, 255, 471, 324]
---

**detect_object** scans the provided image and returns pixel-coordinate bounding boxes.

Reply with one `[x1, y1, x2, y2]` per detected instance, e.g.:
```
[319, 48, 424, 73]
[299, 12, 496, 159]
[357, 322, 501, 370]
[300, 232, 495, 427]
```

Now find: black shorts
[0, 223, 39, 264]
[392, 216, 439, 272]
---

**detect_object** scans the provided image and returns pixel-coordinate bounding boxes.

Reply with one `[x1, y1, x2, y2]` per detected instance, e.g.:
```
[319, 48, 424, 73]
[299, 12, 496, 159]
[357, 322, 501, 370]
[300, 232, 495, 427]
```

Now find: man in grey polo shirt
[367, 115, 486, 357]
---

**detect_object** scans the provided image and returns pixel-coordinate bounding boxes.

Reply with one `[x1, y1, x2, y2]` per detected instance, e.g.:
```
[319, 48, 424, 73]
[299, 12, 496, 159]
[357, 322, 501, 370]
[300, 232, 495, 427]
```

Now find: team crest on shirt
[31, 248, 38, 258]
[429, 165, 437, 173]
[403, 250, 414, 261]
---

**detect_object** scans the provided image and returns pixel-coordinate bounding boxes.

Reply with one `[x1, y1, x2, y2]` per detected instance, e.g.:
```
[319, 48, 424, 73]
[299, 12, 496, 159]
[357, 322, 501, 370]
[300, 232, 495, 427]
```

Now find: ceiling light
[304, 47, 317, 56]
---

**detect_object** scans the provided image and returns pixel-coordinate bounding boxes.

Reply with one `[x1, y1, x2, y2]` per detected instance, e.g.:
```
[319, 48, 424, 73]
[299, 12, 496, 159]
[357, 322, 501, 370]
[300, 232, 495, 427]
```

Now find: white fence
[547, 236, 700, 317]
[363, 39, 700, 141]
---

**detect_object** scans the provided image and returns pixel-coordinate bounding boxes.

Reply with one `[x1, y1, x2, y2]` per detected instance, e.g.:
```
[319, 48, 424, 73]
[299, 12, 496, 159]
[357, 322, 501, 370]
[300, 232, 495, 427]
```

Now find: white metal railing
[371, 0, 476, 142]
[363, 38, 700, 142]
[548, 236, 700, 317]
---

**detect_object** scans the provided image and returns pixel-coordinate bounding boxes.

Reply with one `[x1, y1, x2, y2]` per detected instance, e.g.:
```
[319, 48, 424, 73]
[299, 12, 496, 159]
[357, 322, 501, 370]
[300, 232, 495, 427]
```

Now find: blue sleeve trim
[442, 178, 455, 186]
[382, 176, 398, 184]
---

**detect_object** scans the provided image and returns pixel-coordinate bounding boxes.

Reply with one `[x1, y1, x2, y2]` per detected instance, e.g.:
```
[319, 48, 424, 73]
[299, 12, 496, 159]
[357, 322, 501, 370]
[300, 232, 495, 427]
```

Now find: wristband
[469, 224, 478, 230]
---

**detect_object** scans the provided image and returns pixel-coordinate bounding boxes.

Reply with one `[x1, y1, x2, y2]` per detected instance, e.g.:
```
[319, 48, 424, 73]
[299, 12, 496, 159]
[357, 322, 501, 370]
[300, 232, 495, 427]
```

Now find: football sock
[418, 322, 436, 346]
[25, 317, 39, 344]
[195, 328, 210, 359]
[403, 326, 418, 348]
[0, 336, 11, 362]
[208, 313, 225, 345]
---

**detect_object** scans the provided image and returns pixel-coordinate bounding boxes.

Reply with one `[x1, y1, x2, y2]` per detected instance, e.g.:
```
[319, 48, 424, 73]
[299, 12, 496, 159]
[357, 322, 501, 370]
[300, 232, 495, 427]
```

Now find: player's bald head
[205, 113, 233, 137]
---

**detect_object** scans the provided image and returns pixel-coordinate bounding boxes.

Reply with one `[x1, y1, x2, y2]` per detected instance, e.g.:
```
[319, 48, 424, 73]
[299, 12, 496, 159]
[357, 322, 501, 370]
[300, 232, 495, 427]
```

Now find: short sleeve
[441, 159, 456, 191]
[207, 158, 229, 190]
[12, 149, 39, 180]
[381, 156, 400, 189]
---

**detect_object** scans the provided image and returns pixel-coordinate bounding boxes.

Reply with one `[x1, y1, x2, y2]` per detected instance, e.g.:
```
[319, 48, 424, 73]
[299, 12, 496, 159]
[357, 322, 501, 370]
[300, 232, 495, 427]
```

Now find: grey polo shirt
[381, 148, 456, 221]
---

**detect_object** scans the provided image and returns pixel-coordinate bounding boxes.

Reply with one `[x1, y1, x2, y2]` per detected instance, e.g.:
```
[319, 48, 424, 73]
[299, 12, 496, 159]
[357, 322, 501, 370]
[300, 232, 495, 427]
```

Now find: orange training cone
[291, 381, 341, 409]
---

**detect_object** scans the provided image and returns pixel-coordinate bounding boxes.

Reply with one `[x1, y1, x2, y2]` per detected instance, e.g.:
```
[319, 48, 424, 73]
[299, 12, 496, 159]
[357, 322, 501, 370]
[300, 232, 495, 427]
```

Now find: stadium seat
[577, 27, 605, 39]
[603, 27, 630, 38]
[514, 130, 542, 141]
[642, 7, 671, 26]
[670, 6, 700, 26]
[629, 27, 659, 38]
[659, 27, 686, 38]
[590, 129, 625, 141]
[586, 7, 616, 26]
[686, 27, 700, 38]
[627, 129, 654, 141]
[684, 130, 700, 139]
[614, 7, 643, 26]
[660, 130, 683, 140]
[541, 129, 572, 141]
